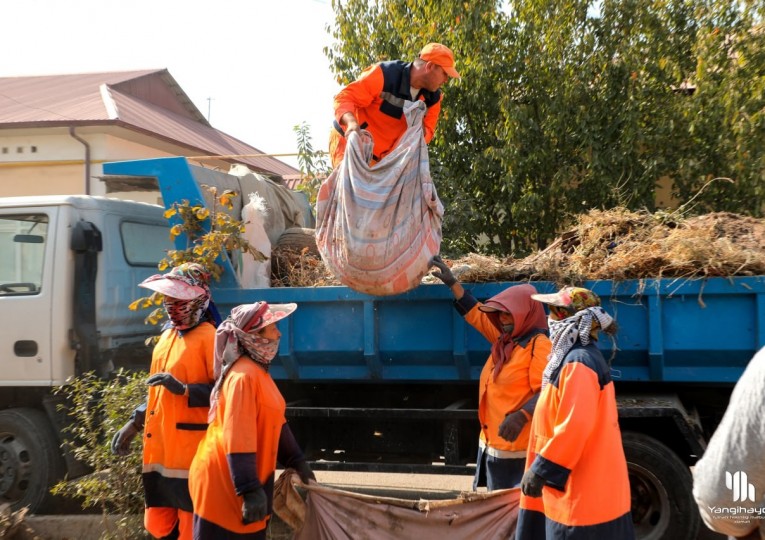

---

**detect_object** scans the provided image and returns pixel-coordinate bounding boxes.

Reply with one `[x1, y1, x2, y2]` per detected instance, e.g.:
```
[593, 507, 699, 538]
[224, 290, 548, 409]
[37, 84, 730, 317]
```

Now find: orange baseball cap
[419, 43, 460, 79]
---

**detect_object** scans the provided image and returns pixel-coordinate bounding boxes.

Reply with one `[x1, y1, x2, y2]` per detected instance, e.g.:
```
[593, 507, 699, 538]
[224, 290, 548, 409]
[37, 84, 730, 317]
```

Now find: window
[121, 221, 173, 266]
[0, 214, 47, 295]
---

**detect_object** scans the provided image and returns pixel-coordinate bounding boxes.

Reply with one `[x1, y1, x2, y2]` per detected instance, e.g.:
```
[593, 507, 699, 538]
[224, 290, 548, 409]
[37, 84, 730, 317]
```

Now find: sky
[2, 0, 343, 168]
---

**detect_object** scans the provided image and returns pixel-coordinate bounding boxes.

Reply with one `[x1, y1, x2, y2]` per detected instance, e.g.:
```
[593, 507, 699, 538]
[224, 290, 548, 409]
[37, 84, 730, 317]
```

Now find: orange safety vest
[189, 356, 287, 534]
[142, 322, 215, 483]
[331, 61, 442, 167]
[520, 343, 632, 531]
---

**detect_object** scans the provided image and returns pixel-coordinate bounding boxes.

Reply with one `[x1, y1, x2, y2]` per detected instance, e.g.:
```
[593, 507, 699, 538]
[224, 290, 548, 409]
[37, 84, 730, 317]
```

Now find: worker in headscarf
[111, 262, 219, 540]
[431, 256, 551, 490]
[189, 301, 314, 539]
[516, 286, 635, 539]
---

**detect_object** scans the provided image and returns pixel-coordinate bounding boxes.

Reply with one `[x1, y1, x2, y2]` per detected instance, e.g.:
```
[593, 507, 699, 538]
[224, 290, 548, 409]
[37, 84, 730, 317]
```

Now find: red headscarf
[480, 284, 548, 379]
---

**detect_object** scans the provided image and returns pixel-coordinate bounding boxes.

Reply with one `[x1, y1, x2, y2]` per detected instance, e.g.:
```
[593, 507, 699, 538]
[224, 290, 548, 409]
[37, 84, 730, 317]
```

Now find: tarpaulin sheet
[315, 100, 444, 296]
[274, 471, 519, 540]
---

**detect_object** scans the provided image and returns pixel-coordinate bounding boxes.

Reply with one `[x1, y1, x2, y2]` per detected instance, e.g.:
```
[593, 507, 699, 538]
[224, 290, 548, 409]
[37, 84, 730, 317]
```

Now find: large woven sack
[315, 100, 443, 296]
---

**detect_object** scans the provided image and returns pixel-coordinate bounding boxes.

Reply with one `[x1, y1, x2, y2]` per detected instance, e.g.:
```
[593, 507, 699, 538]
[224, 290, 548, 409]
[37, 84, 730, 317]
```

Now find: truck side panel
[209, 278, 765, 385]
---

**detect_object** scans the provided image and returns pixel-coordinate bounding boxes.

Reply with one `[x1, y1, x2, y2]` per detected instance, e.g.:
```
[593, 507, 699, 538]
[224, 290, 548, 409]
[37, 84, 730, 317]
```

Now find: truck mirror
[13, 234, 44, 244]
[71, 221, 103, 252]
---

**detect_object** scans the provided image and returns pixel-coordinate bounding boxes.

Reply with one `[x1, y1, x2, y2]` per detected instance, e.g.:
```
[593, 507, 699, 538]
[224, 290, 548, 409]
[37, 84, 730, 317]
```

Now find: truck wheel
[0, 408, 66, 513]
[622, 431, 700, 540]
[275, 227, 320, 256]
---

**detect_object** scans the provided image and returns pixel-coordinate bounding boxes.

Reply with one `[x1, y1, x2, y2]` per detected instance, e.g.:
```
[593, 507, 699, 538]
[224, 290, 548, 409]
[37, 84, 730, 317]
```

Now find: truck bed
[212, 276, 765, 385]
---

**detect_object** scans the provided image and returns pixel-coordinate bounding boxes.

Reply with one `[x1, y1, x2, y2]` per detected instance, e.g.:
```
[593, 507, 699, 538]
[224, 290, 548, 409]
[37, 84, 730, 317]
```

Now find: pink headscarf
[480, 284, 548, 379]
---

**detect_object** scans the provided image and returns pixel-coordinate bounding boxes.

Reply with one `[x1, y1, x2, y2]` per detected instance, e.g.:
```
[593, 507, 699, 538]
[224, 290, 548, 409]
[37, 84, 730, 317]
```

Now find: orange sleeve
[538, 362, 599, 470]
[528, 336, 551, 392]
[463, 303, 501, 344]
[203, 324, 216, 382]
[222, 374, 259, 455]
[333, 64, 384, 123]
[423, 95, 442, 143]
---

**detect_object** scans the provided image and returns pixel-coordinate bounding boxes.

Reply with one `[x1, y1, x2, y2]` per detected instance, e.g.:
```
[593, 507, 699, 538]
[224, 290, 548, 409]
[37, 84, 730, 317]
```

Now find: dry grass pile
[449, 208, 765, 283]
[269, 209, 765, 286]
[270, 246, 341, 287]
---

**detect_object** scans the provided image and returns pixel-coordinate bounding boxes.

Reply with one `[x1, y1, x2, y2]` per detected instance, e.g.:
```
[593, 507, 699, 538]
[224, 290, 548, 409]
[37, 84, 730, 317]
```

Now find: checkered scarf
[542, 306, 614, 389]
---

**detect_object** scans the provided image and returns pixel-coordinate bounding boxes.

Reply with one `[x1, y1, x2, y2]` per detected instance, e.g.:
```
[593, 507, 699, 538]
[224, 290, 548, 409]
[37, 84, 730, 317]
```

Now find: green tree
[326, 0, 764, 256]
[294, 122, 332, 205]
[129, 186, 259, 329]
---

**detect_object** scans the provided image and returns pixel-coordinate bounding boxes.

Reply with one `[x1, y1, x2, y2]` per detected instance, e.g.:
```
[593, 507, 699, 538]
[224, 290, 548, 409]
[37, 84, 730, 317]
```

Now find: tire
[275, 227, 319, 256]
[0, 408, 66, 513]
[622, 431, 700, 540]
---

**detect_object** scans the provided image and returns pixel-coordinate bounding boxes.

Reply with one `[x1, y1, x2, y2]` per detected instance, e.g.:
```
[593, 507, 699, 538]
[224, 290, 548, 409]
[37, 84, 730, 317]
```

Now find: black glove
[295, 460, 316, 484]
[241, 487, 268, 524]
[146, 373, 186, 396]
[498, 410, 529, 442]
[521, 469, 545, 497]
[430, 255, 457, 287]
[111, 420, 139, 456]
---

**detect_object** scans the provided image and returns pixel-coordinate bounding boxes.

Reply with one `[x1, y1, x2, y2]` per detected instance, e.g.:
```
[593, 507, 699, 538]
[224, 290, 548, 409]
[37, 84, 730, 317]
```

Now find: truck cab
[0, 195, 171, 512]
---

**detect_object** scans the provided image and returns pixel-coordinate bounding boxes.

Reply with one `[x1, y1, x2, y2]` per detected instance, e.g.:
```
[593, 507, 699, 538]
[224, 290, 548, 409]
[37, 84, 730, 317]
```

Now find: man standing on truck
[111, 263, 219, 540]
[516, 287, 635, 539]
[328, 42, 460, 168]
[431, 256, 551, 490]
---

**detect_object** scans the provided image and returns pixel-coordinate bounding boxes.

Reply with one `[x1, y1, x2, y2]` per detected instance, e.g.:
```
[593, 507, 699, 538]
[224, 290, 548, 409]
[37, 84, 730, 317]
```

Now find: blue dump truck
[103, 157, 765, 540]
[1, 156, 762, 540]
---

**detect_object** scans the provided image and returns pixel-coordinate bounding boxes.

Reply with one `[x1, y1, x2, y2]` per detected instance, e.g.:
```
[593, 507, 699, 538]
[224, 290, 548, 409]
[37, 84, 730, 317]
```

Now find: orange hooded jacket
[517, 343, 633, 537]
[457, 286, 550, 455]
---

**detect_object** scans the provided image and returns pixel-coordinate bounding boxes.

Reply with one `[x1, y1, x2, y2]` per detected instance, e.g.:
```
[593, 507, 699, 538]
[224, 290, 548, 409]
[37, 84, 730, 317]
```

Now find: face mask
[502, 324, 515, 335]
[164, 296, 207, 330]
[259, 338, 280, 362]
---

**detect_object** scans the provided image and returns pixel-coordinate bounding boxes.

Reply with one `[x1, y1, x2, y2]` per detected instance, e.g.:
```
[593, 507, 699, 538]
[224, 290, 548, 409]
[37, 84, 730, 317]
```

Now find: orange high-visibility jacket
[142, 322, 215, 510]
[333, 60, 442, 163]
[465, 305, 550, 454]
[519, 342, 633, 537]
[189, 356, 287, 534]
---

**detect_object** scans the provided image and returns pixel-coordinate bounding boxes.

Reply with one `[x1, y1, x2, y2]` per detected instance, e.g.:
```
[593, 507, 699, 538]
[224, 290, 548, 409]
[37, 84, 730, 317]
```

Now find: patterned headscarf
[536, 287, 615, 389]
[208, 302, 296, 420]
[479, 284, 548, 380]
[140, 263, 213, 331]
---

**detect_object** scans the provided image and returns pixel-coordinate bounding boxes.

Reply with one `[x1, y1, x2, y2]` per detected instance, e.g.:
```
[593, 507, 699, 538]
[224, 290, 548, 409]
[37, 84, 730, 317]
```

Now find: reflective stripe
[143, 463, 190, 479]
[479, 438, 526, 459]
[379, 91, 408, 109]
